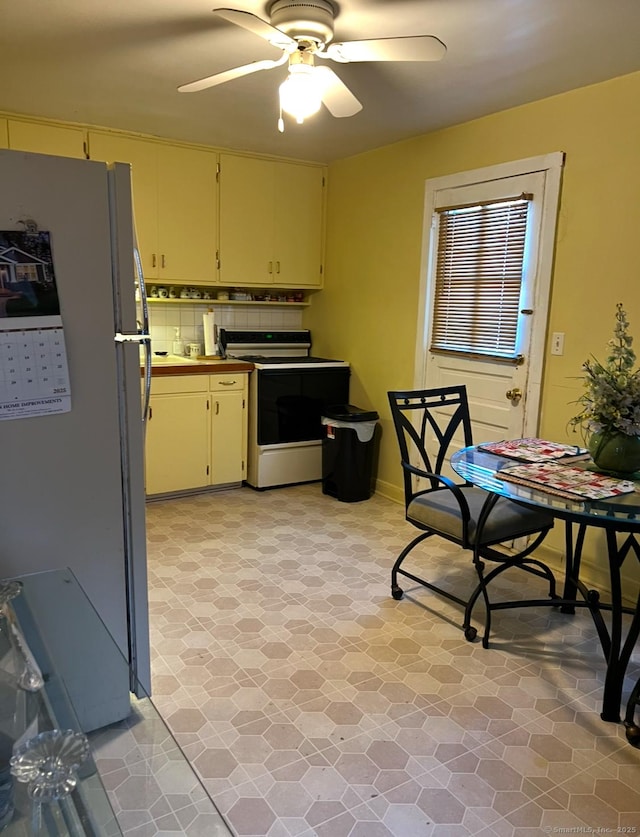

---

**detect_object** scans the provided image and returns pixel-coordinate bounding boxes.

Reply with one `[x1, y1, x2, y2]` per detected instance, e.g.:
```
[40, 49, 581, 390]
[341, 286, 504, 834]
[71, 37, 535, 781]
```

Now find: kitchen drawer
[209, 374, 246, 392]
[150, 375, 208, 395]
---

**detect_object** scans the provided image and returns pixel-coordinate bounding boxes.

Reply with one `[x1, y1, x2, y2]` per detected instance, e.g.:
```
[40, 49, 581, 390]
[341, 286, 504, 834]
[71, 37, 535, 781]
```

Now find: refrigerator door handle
[114, 333, 151, 342]
[140, 335, 152, 432]
[133, 236, 152, 430]
[114, 332, 151, 342]
[114, 332, 152, 431]
[134, 245, 149, 337]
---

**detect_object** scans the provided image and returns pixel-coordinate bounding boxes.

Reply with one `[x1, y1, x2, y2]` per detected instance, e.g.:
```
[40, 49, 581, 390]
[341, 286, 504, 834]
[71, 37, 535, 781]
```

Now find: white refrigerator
[0, 148, 151, 703]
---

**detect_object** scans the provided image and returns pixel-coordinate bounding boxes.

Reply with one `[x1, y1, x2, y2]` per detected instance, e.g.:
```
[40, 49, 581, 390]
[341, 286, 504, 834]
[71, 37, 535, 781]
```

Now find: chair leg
[391, 531, 432, 600]
[392, 527, 557, 648]
[463, 553, 497, 647]
[463, 555, 558, 648]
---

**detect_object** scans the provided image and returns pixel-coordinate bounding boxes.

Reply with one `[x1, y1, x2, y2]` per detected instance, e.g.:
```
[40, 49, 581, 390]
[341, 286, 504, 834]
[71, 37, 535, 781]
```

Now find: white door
[416, 153, 563, 451]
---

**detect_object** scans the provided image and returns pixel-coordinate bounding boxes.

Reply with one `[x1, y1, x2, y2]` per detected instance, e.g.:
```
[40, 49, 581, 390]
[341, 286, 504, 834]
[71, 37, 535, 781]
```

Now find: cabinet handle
[276, 260, 280, 274]
[218, 380, 236, 386]
[161, 254, 166, 269]
[215, 400, 220, 415]
[268, 261, 273, 274]
[152, 254, 156, 268]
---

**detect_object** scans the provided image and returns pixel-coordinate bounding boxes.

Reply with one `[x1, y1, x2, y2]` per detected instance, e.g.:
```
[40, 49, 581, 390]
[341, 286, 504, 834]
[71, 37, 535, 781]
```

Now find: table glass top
[451, 446, 640, 526]
[0, 569, 232, 836]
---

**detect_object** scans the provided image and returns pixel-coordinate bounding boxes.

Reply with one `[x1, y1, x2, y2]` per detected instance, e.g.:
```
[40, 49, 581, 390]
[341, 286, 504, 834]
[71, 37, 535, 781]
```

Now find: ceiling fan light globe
[279, 67, 322, 122]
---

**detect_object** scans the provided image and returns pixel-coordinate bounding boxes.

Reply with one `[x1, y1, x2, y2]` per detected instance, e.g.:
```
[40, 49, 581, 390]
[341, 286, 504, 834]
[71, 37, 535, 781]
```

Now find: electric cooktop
[236, 355, 339, 364]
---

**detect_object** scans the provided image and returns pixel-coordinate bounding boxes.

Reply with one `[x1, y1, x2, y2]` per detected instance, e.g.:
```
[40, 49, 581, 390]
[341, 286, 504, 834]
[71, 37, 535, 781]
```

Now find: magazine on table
[479, 437, 589, 463]
[497, 461, 636, 501]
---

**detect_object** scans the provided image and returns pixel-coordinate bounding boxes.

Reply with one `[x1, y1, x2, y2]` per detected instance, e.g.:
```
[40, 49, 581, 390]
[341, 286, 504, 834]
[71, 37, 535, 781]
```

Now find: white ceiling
[3, 0, 640, 164]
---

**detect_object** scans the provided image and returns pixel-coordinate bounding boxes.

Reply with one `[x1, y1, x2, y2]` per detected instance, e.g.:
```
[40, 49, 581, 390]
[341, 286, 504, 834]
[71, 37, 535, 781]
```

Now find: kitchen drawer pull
[218, 380, 236, 385]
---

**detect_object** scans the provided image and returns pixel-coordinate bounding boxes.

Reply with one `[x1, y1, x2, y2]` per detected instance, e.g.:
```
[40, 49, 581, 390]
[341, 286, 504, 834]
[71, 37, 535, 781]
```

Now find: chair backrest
[387, 386, 473, 497]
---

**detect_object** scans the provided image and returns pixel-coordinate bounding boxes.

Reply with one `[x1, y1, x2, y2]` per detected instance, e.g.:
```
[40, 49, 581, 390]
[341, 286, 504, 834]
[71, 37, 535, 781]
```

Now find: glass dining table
[0, 569, 233, 836]
[451, 445, 640, 742]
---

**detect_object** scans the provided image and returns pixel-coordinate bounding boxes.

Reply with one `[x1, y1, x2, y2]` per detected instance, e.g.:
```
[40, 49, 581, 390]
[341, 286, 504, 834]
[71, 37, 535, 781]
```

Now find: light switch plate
[551, 332, 564, 355]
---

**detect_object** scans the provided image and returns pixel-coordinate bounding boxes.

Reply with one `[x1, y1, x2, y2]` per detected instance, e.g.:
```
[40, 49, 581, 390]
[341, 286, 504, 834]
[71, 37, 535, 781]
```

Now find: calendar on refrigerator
[0, 326, 71, 419]
[0, 229, 71, 419]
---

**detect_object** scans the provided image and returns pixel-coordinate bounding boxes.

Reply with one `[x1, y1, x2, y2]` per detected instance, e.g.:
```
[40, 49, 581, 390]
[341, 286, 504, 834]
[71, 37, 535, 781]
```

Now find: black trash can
[321, 405, 379, 502]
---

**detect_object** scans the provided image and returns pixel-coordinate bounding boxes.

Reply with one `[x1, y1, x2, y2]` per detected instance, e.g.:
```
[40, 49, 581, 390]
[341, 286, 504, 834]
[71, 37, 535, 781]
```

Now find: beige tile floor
[144, 484, 640, 836]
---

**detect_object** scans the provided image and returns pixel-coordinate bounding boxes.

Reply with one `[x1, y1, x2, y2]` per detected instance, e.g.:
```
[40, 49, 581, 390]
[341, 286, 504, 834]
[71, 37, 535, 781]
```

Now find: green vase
[588, 430, 640, 476]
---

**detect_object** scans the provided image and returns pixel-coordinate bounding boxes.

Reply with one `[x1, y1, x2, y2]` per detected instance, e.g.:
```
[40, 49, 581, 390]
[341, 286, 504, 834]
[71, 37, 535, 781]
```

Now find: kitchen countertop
[141, 356, 254, 376]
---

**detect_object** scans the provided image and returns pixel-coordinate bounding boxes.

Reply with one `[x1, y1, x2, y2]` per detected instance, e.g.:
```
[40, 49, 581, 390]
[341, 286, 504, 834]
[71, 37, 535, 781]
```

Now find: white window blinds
[430, 194, 532, 363]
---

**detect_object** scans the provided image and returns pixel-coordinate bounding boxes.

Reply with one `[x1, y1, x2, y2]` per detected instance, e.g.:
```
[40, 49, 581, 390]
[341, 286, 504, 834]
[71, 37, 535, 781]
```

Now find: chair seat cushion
[407, 485, 553, 545]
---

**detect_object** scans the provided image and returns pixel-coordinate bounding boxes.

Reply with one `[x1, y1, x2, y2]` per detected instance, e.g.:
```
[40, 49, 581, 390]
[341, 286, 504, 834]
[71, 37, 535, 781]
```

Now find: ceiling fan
[178, 1, 446, 130]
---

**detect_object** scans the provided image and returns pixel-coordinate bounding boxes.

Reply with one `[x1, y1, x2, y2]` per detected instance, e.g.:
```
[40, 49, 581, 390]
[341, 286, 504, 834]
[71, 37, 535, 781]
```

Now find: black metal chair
[388, 385, 558, 646]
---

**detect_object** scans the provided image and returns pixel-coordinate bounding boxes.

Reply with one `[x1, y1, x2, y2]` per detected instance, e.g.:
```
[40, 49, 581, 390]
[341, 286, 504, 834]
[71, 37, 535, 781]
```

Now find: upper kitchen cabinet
[88, 132, 218, 285]
[7, 120, 86, 158]
[218, 153, 325, 288]
[88, 132, 157, 279]
[157, 144, 218, 285]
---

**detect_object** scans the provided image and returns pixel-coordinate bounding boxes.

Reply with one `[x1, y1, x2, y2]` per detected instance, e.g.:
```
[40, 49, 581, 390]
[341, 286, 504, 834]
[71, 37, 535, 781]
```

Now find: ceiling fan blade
[314, 66, 362, 118]
[178, 55, 288, 93]
[213, 8, 296, 50]
[325, 35, 446, 63]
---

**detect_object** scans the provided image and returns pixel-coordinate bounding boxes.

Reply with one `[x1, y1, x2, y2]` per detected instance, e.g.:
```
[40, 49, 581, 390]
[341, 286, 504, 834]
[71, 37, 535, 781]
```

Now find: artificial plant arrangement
[569, 302, 640, 474]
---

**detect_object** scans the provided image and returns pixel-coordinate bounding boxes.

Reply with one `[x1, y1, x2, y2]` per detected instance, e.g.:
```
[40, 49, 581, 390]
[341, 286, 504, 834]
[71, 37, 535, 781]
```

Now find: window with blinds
[430, 194, 531, 363]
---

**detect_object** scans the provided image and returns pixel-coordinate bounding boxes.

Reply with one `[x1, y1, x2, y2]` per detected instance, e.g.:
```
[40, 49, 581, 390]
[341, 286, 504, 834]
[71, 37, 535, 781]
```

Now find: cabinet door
[218, 154, 274, 286]
[210, 390, 245, 485]
[273, 162, 325, 288]
[8, 120, 86, 159]
[88, 132, 159, 279]
[0, 120, 7, 148]
[145, 393, 209, 494]
[157, 144, 217, 285]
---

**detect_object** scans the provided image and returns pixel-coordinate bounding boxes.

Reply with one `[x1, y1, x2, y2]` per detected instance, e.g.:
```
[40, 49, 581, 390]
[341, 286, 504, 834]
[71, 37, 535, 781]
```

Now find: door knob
[505, 387, 522, 402]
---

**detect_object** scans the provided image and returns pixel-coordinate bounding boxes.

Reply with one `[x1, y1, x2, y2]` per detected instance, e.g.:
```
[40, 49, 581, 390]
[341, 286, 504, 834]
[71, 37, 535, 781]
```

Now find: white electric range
[219, 329, 350, 488]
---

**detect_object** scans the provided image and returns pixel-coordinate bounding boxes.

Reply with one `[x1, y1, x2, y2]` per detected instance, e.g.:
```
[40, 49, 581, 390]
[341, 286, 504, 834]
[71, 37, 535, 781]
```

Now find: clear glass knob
[0, 582, 44, 692]
[10, 730, 90, 801]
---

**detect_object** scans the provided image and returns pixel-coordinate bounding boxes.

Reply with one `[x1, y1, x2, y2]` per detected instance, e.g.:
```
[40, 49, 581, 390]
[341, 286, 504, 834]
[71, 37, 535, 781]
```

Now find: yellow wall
[307, 70, 640, 490]
[305, 69, 640, 591]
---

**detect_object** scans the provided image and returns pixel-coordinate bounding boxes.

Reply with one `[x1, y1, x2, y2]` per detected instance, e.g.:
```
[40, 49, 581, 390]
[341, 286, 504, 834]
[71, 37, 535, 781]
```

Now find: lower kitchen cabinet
[210, 374, 247, 485]
[146, 387, 210, 495]
[145, 373, 247, 496]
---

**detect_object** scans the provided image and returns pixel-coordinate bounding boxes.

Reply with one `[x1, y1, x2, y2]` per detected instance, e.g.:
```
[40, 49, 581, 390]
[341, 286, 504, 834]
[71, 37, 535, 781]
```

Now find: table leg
[624, 674, 640, 747]
[599, 528, 640, 723]
[560, 521, 585, 614]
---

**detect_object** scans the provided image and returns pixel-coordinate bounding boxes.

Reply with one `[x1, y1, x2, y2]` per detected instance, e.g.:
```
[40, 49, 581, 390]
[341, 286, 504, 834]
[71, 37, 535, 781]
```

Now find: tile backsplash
[147, 302, 303, 355]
